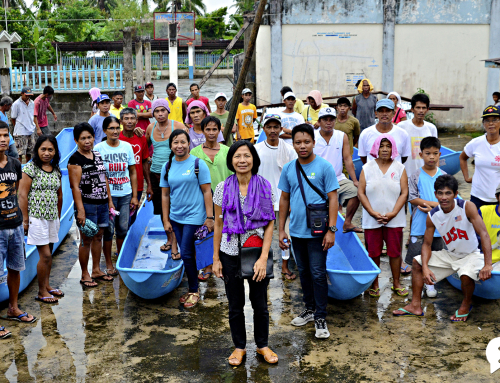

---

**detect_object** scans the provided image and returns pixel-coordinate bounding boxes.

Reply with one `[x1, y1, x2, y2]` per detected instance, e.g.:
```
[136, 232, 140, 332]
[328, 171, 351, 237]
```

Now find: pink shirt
[392, 107, 407, 125]
[186, 96, 210, 109]
[34, 95, 50, 127]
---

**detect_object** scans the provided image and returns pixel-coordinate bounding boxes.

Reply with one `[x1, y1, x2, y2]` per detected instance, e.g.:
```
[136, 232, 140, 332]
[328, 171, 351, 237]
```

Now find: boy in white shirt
[279, 92, 305, 145]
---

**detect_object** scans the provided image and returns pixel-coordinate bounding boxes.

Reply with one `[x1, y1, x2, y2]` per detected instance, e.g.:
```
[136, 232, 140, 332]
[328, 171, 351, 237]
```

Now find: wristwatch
[328, 225, 338, 233]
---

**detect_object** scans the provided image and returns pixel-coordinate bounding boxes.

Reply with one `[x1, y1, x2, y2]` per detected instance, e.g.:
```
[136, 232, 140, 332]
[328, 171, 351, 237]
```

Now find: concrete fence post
[136, 38, 144, 86]
[144, 40, 152, 82]
[382, 0, 396, 92]
[270, 0, 282, 103]
[487, 0, 500, 105]
[123, 27, 134, 103]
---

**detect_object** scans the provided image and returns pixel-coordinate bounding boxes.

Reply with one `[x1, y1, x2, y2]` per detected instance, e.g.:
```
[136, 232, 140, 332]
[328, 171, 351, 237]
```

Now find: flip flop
[6, 312, 37, 323]
[94, 274, 114, 282]
[0, 326, 11, 339]
[160, 242, 172, 252]
[368, 288, 380, 297]
[400, 265, 412, 276]
[171, 252, 181, 260]
[183, 292, 200, 308]
[35, 295, 58, 304]
[393, 308, 424, 317]
[105, 268, 119, 276]
[256, 348, 279, 364]
[451, 305, 473, 322]
[391, 286, 409, 297]
[343, 227, 364, 233]
[228, 349, 246, 366]
[198, 272, 212, 281]
[48, 289, 64, 297]
[281, 272, 297, 280]
[80, 279, 97, 288]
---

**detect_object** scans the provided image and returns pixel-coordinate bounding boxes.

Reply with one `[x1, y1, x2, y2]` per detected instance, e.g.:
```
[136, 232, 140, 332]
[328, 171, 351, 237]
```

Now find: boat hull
[447, 272, 500, 300]
[117, 200, 184, 299]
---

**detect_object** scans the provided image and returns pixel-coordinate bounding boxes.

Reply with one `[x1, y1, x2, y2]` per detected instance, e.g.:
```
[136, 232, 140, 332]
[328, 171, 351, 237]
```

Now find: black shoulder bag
[296, 160, 329, 237]
[238, 234, 274, 279]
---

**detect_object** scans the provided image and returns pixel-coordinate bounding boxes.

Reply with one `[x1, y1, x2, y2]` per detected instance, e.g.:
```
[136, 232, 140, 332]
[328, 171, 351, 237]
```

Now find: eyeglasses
[107, 127, 121, 131]
[484, 118, 500, 124]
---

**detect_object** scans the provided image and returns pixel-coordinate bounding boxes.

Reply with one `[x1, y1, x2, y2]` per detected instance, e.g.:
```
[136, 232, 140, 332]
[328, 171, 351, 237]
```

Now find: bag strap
[295, 160, 327, 202]
[194, 157, 199, 180]
[394, 107, 401, 122]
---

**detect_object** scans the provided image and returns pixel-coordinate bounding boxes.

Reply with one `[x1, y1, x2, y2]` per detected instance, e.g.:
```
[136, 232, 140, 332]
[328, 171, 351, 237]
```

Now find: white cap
[283, 91, 296, 100]
[242, 88, 252, 95]
[318, 107, 337, 119]
[214, 92, 227, 101]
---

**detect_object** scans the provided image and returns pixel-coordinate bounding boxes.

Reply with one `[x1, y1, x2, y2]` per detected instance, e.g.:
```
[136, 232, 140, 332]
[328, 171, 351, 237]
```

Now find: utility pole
[123, 27, 134, 103]
[168, 0, 178, 87]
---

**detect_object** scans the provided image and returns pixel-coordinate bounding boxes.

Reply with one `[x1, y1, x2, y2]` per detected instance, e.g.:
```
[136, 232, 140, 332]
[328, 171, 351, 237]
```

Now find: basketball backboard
[175, 12, 195, 41]
[153, 13, 174, 40]
[179, 30, 202, 47]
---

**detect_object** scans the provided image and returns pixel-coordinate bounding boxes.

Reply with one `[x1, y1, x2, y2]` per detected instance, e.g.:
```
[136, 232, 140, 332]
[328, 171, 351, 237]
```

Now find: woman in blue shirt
[160, 129, 213, 308]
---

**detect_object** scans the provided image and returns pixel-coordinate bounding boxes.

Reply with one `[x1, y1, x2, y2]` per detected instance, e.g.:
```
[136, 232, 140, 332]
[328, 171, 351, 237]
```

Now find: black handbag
[296, 160, 329, 237]
[238, 235, 274, 279]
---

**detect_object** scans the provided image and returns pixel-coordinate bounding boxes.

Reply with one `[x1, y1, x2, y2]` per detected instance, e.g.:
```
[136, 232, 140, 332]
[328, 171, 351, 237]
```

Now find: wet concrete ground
[2, 134, 500, 382]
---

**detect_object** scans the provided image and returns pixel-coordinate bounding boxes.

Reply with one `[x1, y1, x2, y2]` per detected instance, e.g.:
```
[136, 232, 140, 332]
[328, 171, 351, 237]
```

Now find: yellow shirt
[167, 97, 184, 123]
[236, 103, 257, 140]
[479, 205, 500, 263]
[301, 103, 329, 125]
[110, 105, 124, 130]
[294, 98, 305, 114]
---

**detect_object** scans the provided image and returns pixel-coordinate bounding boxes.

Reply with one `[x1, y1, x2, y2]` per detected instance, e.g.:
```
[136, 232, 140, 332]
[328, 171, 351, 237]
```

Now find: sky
[205, 0, 235, 14]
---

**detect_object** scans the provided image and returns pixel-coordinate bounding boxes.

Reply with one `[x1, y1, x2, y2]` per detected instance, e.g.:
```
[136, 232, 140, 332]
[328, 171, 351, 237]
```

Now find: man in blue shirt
[88, 94, 111, 144]
[278, 123, 339, 339]
[0, 97, 19, 158]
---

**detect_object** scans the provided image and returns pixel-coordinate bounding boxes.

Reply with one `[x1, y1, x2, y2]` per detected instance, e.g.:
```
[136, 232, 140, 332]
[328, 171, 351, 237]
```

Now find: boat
[352, 146, 461, 179]
[326, 214, 380, 300]
[0, 128, 77, 302]
[447, 271, 500, 300]
[116, 200, 185, 299]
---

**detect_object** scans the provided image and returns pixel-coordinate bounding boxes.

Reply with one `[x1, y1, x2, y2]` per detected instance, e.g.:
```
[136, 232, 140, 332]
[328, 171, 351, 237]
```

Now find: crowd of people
[0, 80, 500, 369]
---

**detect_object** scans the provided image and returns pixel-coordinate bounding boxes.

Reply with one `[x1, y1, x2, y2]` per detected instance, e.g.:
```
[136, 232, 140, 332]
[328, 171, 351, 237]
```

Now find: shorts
[82, 202, 109, 228]
[104, 194, 132, 241]
[364, 226, 403, 258]
[40, 126, 50, 136]
[338, 179, 358, 207]
[14, 132, 37, 156]
[405, 236, 446, 265]
[27, 217, 60, 246]
[0, 225, 25, 274]
[414, 250, 485, 282]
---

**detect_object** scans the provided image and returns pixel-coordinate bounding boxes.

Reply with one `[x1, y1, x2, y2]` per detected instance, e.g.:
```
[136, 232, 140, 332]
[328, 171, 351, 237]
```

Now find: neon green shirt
[190, 144, 233, 191]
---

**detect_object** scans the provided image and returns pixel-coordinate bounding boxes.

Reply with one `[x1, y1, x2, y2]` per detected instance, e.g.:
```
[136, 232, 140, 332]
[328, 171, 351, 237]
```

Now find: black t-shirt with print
[68, 150, 109, 204]
[0, 156, 23, 229]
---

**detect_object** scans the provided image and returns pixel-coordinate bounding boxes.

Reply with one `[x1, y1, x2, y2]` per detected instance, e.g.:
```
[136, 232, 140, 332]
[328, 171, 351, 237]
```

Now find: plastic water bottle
[282, 238, 290, 260]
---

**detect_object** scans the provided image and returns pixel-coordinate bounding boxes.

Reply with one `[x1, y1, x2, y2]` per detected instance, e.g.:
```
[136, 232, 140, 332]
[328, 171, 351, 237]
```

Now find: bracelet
[207, 217, 215, 220]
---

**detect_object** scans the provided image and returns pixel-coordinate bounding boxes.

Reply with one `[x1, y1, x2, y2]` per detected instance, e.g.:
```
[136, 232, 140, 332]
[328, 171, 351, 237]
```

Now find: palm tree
[231, 0, 254, 14]
[154, 0, 206, 16]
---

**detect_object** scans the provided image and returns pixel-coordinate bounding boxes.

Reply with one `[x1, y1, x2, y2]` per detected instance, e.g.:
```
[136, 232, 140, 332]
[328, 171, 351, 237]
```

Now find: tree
[108, 0, 152, 40]
[231, 0, 254, 14]
[195, 7, 226, 39]
[153, 0, 206, 16]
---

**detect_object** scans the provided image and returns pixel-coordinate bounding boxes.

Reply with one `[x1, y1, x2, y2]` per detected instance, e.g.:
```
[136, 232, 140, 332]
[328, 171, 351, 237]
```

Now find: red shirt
[34, 95, 50, 127]
[128, 99, 152, 131]
[186, 96, 210, 108]
[118, 132, 149, 191]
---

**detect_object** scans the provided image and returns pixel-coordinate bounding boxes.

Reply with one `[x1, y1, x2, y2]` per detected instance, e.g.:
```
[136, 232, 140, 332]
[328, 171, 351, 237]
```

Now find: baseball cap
[482, 105, 500, 119]
[263, 113, 282, 126]
[283, 91, 296, 100]
[96, 94, 110, 104]
[134, 85, 145, 92]
[242, 88, 252, 95]
[318, 107, 337, 119]
[376, 99, 395, 111]
[21, 87, 33, 95]
[214, 92, 227, 101]
[145, 82, 154, 88]
[336, 97, 351, 107]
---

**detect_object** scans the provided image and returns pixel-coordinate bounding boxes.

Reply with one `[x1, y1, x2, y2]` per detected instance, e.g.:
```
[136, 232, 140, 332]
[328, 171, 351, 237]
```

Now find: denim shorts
[82, 203, 109, 228]
[104, 194, 131, 241]
[0, 225, 26, 274]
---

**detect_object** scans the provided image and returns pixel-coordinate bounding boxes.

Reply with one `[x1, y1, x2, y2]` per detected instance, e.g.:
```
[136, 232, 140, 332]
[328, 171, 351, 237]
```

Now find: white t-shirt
[358, 124, 411, 164]
[279, 111, 305, 145]
[361, 160, 407, 229]
[255, 140, 297, 210]
[398, 119, 438, 177]
[313, 129, 346, 182]
[463, 134, 500, 202]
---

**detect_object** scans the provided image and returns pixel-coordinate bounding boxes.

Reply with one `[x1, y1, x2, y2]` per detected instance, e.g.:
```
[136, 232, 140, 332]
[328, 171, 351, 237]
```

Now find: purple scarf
[222, 174, 275, 240]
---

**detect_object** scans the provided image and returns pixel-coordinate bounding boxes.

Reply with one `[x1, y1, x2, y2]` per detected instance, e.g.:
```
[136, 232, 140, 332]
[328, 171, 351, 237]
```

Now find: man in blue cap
[88, 94, 111, 144]
[358, 98, 411, 164]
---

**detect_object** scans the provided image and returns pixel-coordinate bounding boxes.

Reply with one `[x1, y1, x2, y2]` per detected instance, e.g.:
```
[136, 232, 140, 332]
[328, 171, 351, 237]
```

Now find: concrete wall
[256, 26, 272, 106]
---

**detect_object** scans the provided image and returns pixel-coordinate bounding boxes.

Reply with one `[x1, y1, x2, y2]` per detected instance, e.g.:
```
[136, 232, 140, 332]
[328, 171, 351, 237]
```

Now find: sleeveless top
[479, 204, 500, 263]
[361, 160, 406, 229]
[355, 94, 377, 129]
[167, 97, 183, 123]
[429, 199, 479, 257]
[150, 120, 174, 174]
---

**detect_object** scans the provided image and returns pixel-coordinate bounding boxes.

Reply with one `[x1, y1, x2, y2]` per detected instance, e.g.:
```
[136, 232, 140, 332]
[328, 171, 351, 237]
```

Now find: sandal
[401, 265, 412, 276]
[183, 292, 200, 308]
[93, 274, 114, 282]
[391, 286, 409, 297]
[179, 292, 190, 304]
[171, 252, 181, 261]
[160, 242, 172, 252]
[0, 326, 11, 339]
[6, 312, 37, 323]
[256, 347, 279, 364]
[35, 295, 58, 304]
[281, 272, 297, 280]
[80, 279, 98, 288]
[105, 268, 119, 276]
[48, 289, 64, 297]
[228, 349, 246, 366]
[198, 272, 212, 281]
[368, 288, 380, 297]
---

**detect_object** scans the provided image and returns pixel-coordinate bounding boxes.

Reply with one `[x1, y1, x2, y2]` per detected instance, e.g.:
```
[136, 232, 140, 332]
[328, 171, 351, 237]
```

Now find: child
[234, 88, 257, 143]
[407, 137, 447, 298]
[493, 92, 500, 107]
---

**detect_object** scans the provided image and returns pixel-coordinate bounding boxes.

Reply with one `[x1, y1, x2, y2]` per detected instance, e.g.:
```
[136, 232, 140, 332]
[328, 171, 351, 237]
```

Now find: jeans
[291, 237, 328, 320]
[129, 190, 143, 227]
[219, 251, 269, 349]
[171, 220, 200, 293]
[82, 202, 109, 227]
[40, 126, 50, 136]
[0, 225, 25, 273]
[104, 194, 131, 241]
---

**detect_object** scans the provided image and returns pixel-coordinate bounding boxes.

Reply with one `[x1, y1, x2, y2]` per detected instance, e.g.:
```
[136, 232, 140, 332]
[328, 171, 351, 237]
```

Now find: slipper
[184, 292, 200, 308]
[393, 308, 424, 317]
[6, 312, 37, 323]
[400, 265, 412, 276]
[343, 227, 364, 233]
[391, 286, 409, 297]
[368, 288, 380, 297]
[160, 242, 172, 252]
[179, 292, 190, 304]
[228, 349, 246, 366]
[0, 326, 11, 339]
[94, 274, 114, 282]
[105, 268, 119, 276]
[256, 348, 279, 364]
[171, 252, 181, 261]
[198, 272, 212, 281]
[282, 272, 297, 280]
[80, 279, 97, 288]
[48, 289, 64, 297]
[35, 295, 58, 304]
[451, 306, 473, 322]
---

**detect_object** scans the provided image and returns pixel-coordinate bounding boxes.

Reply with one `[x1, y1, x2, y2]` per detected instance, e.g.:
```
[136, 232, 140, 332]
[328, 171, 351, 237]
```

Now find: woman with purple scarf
[212, 140, 278, 366]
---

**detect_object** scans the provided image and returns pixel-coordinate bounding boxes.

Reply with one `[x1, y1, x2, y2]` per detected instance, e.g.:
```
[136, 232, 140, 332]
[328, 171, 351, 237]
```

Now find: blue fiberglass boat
[117, 200, 185, 299]
[352, 146, 461, 179]
[326, 214, 380, 300]
[446, 271, 500, 300]
[0, 128, 77, 302]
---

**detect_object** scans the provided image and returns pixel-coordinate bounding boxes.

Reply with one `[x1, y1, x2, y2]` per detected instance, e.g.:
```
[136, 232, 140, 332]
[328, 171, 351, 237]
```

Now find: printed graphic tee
[0, 156, 22, 229]
[279, 111, 305, 145]
[119, 132, 149, 191]
[128, 99, 152, 131]
[94, 141, 136, 197]
[68, 151, 109, 204]
[236, 103, 257, 140]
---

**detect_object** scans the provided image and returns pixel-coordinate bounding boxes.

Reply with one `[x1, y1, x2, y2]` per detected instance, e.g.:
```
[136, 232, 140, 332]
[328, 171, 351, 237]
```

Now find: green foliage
[231, 0, 254, 14]
[153, 0, 206, 15]
[195, 7, 227, 39]
[108, 0, 152, 39]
